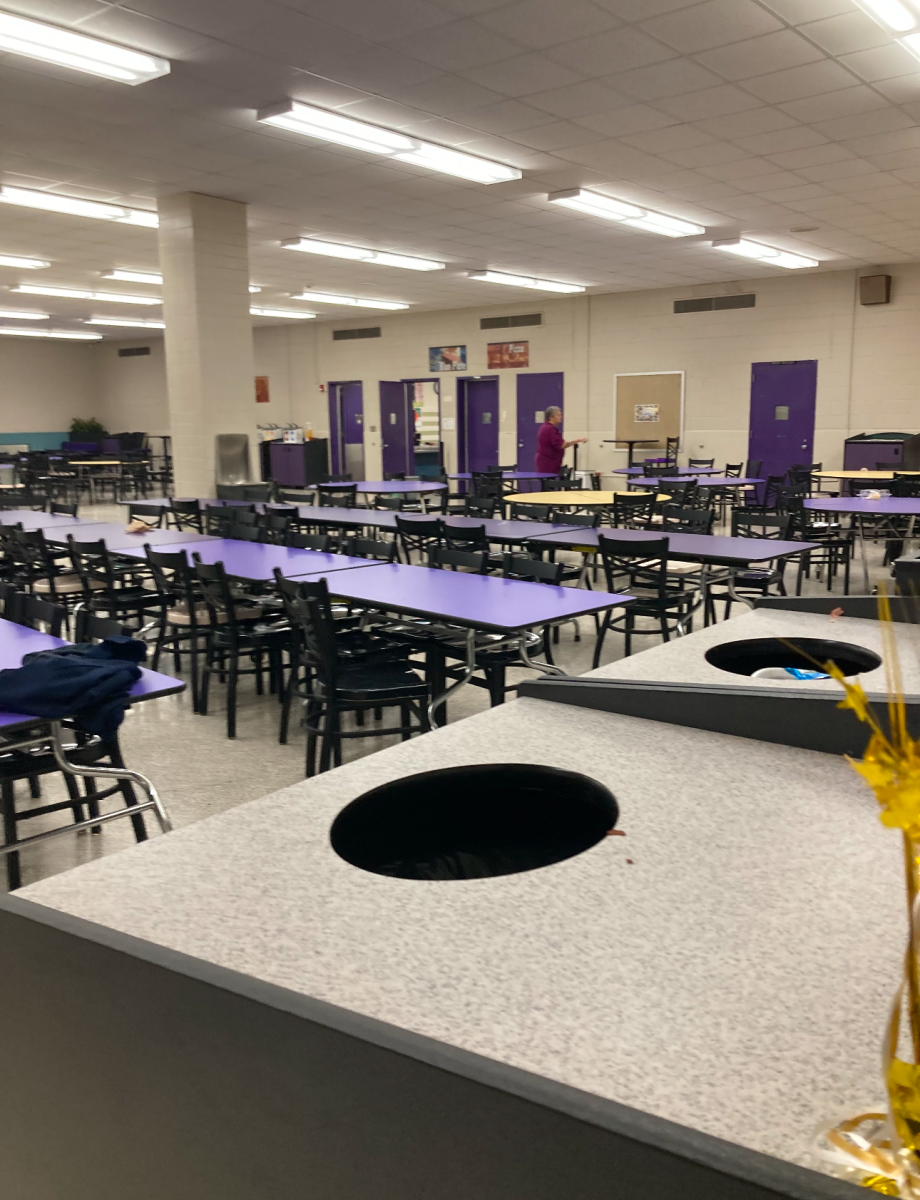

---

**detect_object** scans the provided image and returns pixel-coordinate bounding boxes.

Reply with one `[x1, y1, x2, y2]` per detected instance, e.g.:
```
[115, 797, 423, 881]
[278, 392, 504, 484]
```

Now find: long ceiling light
[290, 291, 409, 310]
[0, 307, 49, 319]
[85, 316, 165, 328]
[548, 188, 704, 238]
[103, 269, 162, 285]
[0, 186, 158, 227]
[14, 284, 160, 304]
[0, 326, 101, 340]
[712, 239, 818, 269]
[0, 252, 50, 269]
[250, 306, 316, 319]
[0, 11, 169, 83]
[282, 237, 444, 271]
[468, 270, 585, 294]
[257, 101, 521, 184]
[851, 0, 920, 60]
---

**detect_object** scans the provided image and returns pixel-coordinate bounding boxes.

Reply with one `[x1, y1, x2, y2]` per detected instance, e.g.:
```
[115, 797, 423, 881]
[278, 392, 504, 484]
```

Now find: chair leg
[279, 658, 297, 745]
[592, 613, 611, 669]
[400, 702, 411, 741]
[2, 779, 22, 890]
[28, 775, 41, 799]
[227, 658, 238, 739]
[624, 610, 635, 657]
[199, 647, 212, 715]
[107, 737, 148, 842]
[487, 665, 506, 707]
[189, 633, 201, 714]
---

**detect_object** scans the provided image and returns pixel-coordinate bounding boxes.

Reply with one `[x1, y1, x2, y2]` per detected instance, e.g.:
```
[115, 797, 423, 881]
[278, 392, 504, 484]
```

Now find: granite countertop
[20, 692, 903, 1174]
[586, 605, 920, 695]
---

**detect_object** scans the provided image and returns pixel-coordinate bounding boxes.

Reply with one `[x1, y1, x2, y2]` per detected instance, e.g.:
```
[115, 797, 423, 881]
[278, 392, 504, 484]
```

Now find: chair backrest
[688, 458, 714, 468]
[144, 545, 197, 613]
[745, 459, 763, 479]
[395, 515, 443, 561]
[317, 483, 358, 508]
[12, 527, 59, 581]
[341, 535, 397, 562]
[471, 470, 503, 499]
[230, 507, 259, 526]
[383, 472, 405, 481]
[285, 530, 331, 552]
[257, 513, 293, 544]
[597, 533, 670, 595]
[272, 571, 338, 692]
[242, 484, 271, 502]
[464, 497, 497, 519]
[0, 581, 22, 622]
[665, 436, 680, 464]
[279, 491, 314, 506]
[555, 511, 599, 528]
[373, 495, 403, 511]
[74, 609, 131, 642]
[612, 494, 653, 528]
[894, 558, 920, 598]
[501, 553, 563, 585]
[328, 473, 353, 482]
[731, 511, 791, 540]
[645, 463, 676, 476]
[170, 499, 202, 531]
[228, 522, 260, 542]
[428, 546, 486, 573]
[443, 523, 488, 552]
[49, 502, 78, 517]
[893, 475, 920, 498]
[659, 505, 714, 535]
[128, 502, 163, 526]
[204, 505, 234, 536]
[724, 463, 743, 477]
[877, 461, 898, 471]
[1, 493, 46, 510]
[16, 593, 66, 637]
[67, 536, 119, 594]
[194, 558, 244, 632]
[508, 502, 552, 522]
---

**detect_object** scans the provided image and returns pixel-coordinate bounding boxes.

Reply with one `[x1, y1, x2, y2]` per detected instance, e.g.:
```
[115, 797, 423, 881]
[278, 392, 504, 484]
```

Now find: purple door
[458, 377, 499, 473]
[329, 381, 364, 475]
[518, 373, 563, 472]
[380, 381, 411, 476]
[327, 388, 341, 474]
[748, 361, 817, 485]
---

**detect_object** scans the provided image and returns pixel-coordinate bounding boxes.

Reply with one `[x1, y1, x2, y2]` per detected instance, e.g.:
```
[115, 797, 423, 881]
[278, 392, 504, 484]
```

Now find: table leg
[517, 630, 567, 676]
[426, 628, 477, 728]
[857, 516, 871, 593]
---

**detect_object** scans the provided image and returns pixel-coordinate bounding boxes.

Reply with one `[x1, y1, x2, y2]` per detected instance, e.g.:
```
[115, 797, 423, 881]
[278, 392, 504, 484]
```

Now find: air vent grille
[332, 326, 381, 341]
[480, 313, 542, 330]
[674, 294, 755, 314]
[117, 346, 151, 357]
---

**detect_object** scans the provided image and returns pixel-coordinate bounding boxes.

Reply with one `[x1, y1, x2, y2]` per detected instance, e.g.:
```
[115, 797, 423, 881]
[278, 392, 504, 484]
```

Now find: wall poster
[255, 375, 270, 404]
[634, 403, 660, 423]
[429, 345, 467, 372]
[487, 340, 529, 368]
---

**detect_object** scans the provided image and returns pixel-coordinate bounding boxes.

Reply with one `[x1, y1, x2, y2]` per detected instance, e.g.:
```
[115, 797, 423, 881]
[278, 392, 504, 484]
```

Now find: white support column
[157, 193, 255, 496]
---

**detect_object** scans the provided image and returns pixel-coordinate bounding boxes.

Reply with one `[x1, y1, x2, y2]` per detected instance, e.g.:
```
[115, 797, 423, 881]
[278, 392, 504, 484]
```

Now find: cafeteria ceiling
[3, 0, 920, 336]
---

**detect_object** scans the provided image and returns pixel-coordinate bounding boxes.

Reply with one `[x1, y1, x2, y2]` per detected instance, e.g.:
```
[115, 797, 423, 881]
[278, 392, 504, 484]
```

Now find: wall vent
[673, 294, 755, 314]
[117, 346, 151, 357]
[480, 313, 542, 330]
[332, 326, 381, 341]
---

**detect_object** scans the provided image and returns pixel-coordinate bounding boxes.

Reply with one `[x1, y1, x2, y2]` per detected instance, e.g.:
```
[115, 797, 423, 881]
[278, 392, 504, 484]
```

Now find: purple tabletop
[0, 509, 87, 530]
[804, 497, 920, 516]
[311, 480, 446, 495]
[45, 523, 220, 549]
[294, 562, 632, 634]
[115, 538, 385, 581]
[391, 513, 587, 543]
[448, 471, 556, 481]
[0, 617, 184, 731]
[613, 466, 720, 476]
[635, 476, 765, 487]
[529, 527, 817, 566]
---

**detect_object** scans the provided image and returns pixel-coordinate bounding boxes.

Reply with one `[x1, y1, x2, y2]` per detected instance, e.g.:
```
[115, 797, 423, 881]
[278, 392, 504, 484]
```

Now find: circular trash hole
[705, 637, 880, 679]
[330, 763, 618, 881]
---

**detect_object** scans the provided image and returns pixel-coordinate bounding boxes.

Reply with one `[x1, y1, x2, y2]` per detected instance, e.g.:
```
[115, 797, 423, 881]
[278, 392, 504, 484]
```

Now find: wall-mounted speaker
[859, 274, 891, 305]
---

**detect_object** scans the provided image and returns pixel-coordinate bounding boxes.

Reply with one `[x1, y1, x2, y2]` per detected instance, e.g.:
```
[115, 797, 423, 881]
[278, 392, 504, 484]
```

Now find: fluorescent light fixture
[0, 308, 49, 319]
[0, 11, 170, 83]
[712, 239, 818, 269]
[249, 285, 262, 293]
[901, 30, 920, 58]
[13, 284, 160, 304]
[282, 237, 444, 271]
[0, 326, 101, 340]
[103, 269, 162, 285]
[0, 252, 50, 269]
[548, 188, 704, 237]
[853, 0, 916, 31]
[467, 270, 585, 294]
[85, 316, 165, 328]
[257, 101, 521, 184]
[0, 186, 158, 227]
[250, 306, 316, 319]
[290, 291, 409, 310]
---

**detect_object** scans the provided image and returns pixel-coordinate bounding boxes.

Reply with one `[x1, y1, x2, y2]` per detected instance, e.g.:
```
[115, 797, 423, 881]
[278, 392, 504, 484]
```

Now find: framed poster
[634, 403, 659, 423]
[487, 341, 529, 368]
[429, 345, 466, 372]
[254, 375, 270, 404]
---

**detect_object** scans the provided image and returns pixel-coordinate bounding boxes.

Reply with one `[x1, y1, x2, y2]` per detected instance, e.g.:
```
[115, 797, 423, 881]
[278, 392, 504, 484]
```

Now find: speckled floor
[2, 500, 900, 891]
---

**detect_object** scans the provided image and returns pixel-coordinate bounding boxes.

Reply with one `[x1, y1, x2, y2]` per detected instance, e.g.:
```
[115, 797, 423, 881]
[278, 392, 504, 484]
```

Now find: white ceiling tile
[223, 11, 374, 68]
[760, 0, 854, 20]
[459, 98, 557, 133]
[659, 141, 753, 167]
[698, 155, 781, 181]
[474, 0, 620, 48]
[874, 74, 920, 104]
[798, 157, 879, 182]
[742, 60, 860, 104]
[639, 0, 784, 54]
[780, 85, 890, 123]
[385, 74, 505, 114]
[395, 18, 522, 70]
[798, 12, 891, 57]
[545, 27, 677, 77]
[866, 147, 920, 168]
[758, 182, 833, 201]
[892, 166, 920, 182]
[589, 0, 704, 17]
[513, 121, 608, 150]
[733, 127, 830, 154]
[693, 106, 800, 138]
[693, 30, 826, 79]
[574, 104, 679, 136]
[603, 58, 723, 101]
[837, 42, 920, 83]
[618, 125, 717, 153]
[286, 0, 455, 42]
[655, 84, 765, 121]
[521, 81, 633, 119]
[815, 108, 917, 140]
[461, 53, 584, 95]
[767, 144, 854, 169]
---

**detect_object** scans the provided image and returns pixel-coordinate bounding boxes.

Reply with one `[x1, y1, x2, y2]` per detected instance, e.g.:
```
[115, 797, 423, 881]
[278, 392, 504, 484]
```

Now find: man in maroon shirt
[535, 406, 586, 474]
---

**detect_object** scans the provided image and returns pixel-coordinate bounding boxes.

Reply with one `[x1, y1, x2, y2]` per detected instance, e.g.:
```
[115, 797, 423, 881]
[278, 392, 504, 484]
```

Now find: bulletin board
[614, 372, 683, 448]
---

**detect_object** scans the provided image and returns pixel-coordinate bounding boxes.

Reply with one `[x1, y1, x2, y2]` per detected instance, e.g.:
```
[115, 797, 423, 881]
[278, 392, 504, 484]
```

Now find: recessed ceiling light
[548, 188, 704, 238]
[0, 252, 50, 269]
[711, 239, 818, 269]
[0, 10, 170, 83]
[257, 101, 521, 185]
[467, 270, 585, 294]
[282, 237, 445, 271]
[853, 0, 916, 31]
[250, 306, 316, 319]
[290, 291, 410, 310]
[0, 308, 49, 319]
[85, 316, 165, 328]
[0, 186, 158, 227]
[103, 269, 162, 285]
[13, 284, 161, 304]
[0, 327, 101, 340]
[249, 285, 262, 293]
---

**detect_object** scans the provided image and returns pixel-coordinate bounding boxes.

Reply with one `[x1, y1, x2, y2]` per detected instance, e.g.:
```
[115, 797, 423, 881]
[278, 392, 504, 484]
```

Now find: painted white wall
[0, 339, 99, 435]
[94, 340, 169, 434]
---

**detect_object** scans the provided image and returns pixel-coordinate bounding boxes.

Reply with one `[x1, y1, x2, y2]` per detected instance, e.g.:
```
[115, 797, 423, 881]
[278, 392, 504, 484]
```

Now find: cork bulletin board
[614, 372, 683, 448]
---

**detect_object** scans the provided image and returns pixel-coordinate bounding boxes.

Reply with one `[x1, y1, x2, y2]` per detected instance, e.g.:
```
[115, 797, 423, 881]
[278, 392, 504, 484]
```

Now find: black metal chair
[169, 499, 203, 533]
[894, 558, 920, 598]
[317, 483, 358, 508]
[508, 502, 554, 522]
[427, 546, 487, 574]
[706, 512, 794, 621]
[688, 458, 714, 469]
[612, 493, 653, 529]
[464, 497, 498, 519]
[67, 535, 166, 630]
[48, 502, 78, 517]
[396, 515, 443, 564]
[143, 546, 211, 712]
[273, 573, 429, 775]
[592, 534, 694, 662]
[11, 528, 86, 617]
[127, 502, 164, 528]
[341, 535, 397, 562]
[285, 530, 332, 552]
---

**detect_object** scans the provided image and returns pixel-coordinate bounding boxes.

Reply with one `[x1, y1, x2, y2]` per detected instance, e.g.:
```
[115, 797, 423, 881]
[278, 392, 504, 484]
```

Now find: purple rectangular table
[0, 510, 88, 531]
[613, 466, 720, 476]
[0, 617, 182, 866]
[285, 506, 586, 546]
[114, 538, 386, 582]
[632, 476, 765, 488]
[47, 523, 219, 550]
[805, 496, 920, 590]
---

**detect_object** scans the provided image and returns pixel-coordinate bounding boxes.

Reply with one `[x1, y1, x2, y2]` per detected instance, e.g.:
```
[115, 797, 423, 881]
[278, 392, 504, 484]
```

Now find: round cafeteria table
[311, 480, 445, 495]
[505, 489, 666, 506]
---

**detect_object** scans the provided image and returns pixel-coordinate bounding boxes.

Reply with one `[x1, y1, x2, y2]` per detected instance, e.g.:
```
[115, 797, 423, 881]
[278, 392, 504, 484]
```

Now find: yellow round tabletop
[505, 489, 666, 505]
[814, 469, 920, 480]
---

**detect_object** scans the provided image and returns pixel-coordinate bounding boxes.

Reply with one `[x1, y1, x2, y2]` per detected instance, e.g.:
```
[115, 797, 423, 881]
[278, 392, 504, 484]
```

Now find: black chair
[464, 497, 497, 519]
[471, 470, 503, 500]
[279, 491, 314, 506]
[285, 530, 332, 552]
[745, 459, 763, 479]
[257, 513, 293, 545]
[317, 483, 358, 508]
[143, 546, 211, 712]
[67, 536, 167, 630]
[11, 528, 85, 616]
[194, 559, 286, 739]
[127, 502, 164, 528]
[723, 463, 743, 478]
[894, 558, 920, 598]
[169, 499, 203, 533]
[508, 502, 554, 522]
[688, 458, 714, 469]
[373, 495, 404, 511]
[396, 515, 443, 564]
[48, 502, 78, 517]
[242, 484, 272, 502]
[706, 513, 793, 621]
[226, 522, 260, 543]
[783, 497, 853, 594]
[14, 593, 66, 637]
[341, 535, 397, 563]
[592, 534, 694, 662]
[612, 493, 653, 529]
[204, 504, 254, 536]
[74, 609, 132, 643]
[273, 573, 429, 775]
[659, 505, 714, 535]
[428, 546, 487, 574]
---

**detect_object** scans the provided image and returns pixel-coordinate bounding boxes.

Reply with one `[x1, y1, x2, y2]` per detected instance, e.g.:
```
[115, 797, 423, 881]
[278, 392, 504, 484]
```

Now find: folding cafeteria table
[43, 523, 220, 550]
[114, 539, 388, 583]
[804, 495, 920, 591]
[612, 465, 720, 476]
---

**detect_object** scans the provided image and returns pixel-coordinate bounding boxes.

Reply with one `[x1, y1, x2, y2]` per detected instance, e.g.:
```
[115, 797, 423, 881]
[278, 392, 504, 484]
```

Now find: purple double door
[457, 377, 499, 473]
[748, 360, 817, 486]
[380, 381, 413, 476]
[517, 373, 563, 472]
